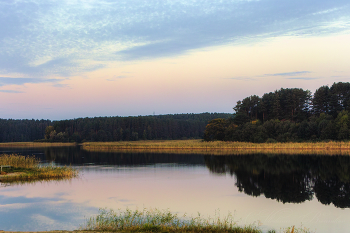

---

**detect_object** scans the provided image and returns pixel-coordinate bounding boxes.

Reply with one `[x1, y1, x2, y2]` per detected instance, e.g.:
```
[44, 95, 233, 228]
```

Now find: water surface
[1, 147, 350, 232]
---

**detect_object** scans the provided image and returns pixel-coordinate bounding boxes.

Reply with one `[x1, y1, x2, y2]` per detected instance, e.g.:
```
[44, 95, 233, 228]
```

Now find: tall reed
[0, 154, 38, 168]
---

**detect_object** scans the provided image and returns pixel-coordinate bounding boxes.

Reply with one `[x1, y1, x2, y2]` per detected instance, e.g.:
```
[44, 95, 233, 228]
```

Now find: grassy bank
[81, 140, 350, 155]
[0, 154, 78, 183]
[0, 142, 76, 148]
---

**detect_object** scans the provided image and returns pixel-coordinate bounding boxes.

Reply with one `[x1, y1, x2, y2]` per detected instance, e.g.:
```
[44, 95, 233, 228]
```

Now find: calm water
[1, 147, 350, 232]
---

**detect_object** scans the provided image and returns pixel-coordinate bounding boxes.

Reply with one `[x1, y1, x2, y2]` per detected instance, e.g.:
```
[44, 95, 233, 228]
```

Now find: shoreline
[81, 140, 350, 155]
[2, 140, 350, 155]
[0, 142, 76, 148]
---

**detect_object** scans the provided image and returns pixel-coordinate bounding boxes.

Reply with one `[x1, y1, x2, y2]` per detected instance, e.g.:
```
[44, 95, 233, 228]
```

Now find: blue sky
[0, 0, 350, 119]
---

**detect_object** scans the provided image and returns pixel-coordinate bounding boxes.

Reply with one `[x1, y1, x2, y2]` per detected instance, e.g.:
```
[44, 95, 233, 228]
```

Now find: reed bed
[82, 140, 350, 156]
[0, 153, 38, 168]
[82, 208, 261, 233]
[0, 142, 76, 148]
[0, 154, 77, 182]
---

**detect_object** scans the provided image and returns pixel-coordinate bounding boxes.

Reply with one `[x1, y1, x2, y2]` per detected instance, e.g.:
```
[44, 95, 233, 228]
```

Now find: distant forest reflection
[205, 154, 350, 208]
[2, 146, 350, 208]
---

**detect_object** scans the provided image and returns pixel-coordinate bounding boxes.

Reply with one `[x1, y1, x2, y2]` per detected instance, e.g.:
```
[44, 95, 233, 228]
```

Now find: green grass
[81, 140, 350, 155]
[0, 154, 78, 183]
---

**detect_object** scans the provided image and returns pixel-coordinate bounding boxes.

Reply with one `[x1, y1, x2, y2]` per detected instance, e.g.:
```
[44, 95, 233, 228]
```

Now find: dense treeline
[0, 119, 50, 142]
[204, 82, 350, 142]
[43, 113, 231, 142]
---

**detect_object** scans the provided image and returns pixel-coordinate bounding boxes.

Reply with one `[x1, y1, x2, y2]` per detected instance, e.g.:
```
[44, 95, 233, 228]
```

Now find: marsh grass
[83, 208, 261, 233]
[0, 153, 38, 168]
[82, 140, 350, 156]
[0, 154, 77, 182]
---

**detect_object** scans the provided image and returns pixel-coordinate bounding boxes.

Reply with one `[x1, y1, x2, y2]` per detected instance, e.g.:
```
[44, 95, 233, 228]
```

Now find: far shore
[2, 140, 350, 155]
[81, 139, 350, 156]
[0, 142, 76, 148]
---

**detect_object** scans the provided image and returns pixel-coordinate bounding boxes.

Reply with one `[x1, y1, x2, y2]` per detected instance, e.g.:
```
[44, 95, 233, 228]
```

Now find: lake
[1, 146, 350, 232]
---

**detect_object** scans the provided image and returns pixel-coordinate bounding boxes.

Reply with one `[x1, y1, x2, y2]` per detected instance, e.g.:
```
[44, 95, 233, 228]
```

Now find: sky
[0, 0, 350, 120]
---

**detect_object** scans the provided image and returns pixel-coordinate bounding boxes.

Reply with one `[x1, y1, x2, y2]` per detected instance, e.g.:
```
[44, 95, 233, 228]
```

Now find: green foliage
[313, 85, 330, 115]
[45, 126, 54, 139]
[232, 112, 250, 125]
[205, 82, 350, 142]
[203, 119, 228, 141]
[204, 112, 350, 142]
[234, 88, 311, 123]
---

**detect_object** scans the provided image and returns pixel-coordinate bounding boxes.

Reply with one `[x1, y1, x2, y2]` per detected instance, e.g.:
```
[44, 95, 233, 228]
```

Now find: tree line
[204, 82, 350, 142]
[42, 113, 231, 142]
[0, 119, 51, 142]
[0, 113, 230, 143]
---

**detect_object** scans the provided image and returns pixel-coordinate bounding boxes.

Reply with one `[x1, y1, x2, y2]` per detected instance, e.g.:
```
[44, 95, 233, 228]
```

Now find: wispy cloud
[0, 90, 24, 93]
[106, 75, 129, 81]
[226, 77, 256, 81]
[286, 77, 320, 80]
[264, 71, 312, 77]
[331, 75, 346, 78]
[0, 77, 64, 87]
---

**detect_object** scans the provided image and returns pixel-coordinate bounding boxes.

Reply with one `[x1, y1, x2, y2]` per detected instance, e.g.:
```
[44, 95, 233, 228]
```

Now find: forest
[42, 113, 231, 143]
[0, 113, 230, 143]
[204, 82, 350, 142]
[0, 119, 51, 142]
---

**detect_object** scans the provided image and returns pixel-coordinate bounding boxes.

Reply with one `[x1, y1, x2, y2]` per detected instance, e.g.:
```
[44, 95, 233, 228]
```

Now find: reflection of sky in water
[0, 190, 97, 231]
[1, 165, 350, 232]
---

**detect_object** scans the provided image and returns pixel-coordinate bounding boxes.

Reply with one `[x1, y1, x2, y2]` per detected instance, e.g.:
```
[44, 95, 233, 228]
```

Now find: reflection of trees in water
[6, 147, 350, 208]
[42, 147, 206, 166]
[235, 170, 314, 204]
[314, 175, 350, 208]
[204, 154, 350, 208]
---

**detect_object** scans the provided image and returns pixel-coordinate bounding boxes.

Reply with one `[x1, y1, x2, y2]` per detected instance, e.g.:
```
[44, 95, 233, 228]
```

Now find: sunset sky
[1, 0, 350, 120]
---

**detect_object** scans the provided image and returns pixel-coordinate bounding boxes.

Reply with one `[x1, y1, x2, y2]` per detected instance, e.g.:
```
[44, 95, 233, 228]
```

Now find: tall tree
[313, 85, 331, 115]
